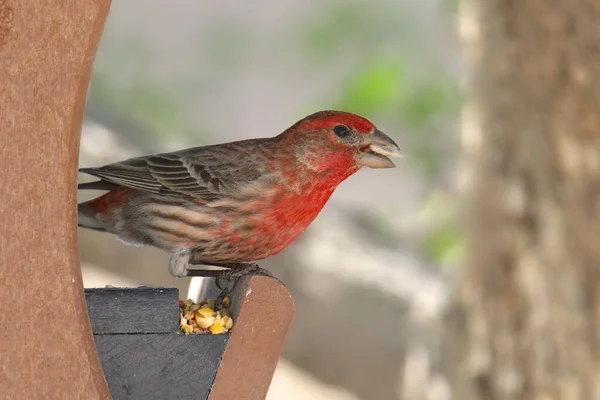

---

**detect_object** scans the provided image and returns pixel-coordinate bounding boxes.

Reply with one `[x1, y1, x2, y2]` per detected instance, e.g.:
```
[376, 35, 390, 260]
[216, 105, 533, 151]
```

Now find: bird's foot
[174, 257, 276, 310]
[213, 263, 274, 310]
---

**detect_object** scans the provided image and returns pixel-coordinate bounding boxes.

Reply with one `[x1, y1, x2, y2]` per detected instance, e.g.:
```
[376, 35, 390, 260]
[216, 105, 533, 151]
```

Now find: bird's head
[279, 110, 402, 173]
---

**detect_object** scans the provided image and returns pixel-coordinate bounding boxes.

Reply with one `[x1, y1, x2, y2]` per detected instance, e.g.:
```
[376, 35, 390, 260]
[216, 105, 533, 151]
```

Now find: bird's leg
[175, 253, 276, 309]
[169, 249, 194, 278]
[169, 250, 237, 278]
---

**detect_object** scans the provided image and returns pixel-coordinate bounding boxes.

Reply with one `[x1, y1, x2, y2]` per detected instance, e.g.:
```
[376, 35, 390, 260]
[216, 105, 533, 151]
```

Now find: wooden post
[0, 0, 112, 398]
[0, 1, 296, 398]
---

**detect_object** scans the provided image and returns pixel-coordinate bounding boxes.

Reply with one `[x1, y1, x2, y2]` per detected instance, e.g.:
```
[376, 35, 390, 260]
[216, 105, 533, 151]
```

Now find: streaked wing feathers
[79, 141, 269, 201]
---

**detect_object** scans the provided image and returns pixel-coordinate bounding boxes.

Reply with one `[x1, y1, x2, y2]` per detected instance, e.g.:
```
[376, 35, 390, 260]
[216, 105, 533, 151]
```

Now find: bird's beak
[357, 129, 402, 169]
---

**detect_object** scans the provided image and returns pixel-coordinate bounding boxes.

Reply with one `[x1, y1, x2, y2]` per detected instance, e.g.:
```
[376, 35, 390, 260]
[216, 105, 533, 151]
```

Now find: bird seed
[179, 298, 233, 335]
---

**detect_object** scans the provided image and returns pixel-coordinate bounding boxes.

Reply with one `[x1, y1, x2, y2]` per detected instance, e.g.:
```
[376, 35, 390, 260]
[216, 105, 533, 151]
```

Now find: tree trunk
[444, 0, 600, 399]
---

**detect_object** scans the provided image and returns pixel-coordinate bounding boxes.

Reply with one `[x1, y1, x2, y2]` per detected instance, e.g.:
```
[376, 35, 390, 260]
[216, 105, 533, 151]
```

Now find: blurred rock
[275, 206, 450, 400]
[267, 359, 359, 400]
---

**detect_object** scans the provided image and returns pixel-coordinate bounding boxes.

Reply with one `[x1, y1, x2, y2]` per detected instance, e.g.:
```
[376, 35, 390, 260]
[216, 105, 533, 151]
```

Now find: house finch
[78, 110, 401, 305]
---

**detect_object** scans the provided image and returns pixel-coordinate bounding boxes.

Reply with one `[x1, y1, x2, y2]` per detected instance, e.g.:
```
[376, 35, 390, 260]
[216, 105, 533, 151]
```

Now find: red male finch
[78, 110, 402, 307]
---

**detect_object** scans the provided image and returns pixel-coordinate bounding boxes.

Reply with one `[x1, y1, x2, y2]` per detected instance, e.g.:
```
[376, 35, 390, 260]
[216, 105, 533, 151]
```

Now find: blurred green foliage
[335, 61, 404, 115]
[87, 39, 203, 148]
[289, 1, 463, 265]
[443, 0, 459, 13]
[419, 192, 463, 265]
[295, 3, 410, 62]
[194, 21, 254, 74]
[332, 59, 460, 176]
[289, 2, 461, 178]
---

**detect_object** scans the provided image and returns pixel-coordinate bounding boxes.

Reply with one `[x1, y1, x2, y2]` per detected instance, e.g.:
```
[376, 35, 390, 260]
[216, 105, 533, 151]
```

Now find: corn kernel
[225, 317, 233, 330]
[198, 307, 216, 318]
[209, 324, 226, 334]
[196, 314, 216, 329]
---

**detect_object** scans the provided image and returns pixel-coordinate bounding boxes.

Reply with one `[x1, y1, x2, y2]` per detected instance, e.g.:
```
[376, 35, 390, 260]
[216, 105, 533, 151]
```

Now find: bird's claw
[213, 263, 273, 310]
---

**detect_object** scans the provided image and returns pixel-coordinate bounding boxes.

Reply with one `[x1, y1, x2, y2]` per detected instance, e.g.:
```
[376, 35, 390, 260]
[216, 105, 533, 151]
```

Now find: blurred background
[79, 0, 600, 398]
[78, 1, 460, 399]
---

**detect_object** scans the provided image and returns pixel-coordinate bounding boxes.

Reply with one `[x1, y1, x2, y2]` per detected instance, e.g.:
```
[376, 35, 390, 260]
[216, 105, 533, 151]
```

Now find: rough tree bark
[444, 0, 600, 399]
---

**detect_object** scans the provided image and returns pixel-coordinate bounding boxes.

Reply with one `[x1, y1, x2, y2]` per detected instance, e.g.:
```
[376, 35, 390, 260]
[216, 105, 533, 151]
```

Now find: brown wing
[79, 139, 272, 202]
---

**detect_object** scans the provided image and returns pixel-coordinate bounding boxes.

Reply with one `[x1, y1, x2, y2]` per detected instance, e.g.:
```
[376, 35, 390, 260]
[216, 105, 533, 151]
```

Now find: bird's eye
[333, 125, 351, 138]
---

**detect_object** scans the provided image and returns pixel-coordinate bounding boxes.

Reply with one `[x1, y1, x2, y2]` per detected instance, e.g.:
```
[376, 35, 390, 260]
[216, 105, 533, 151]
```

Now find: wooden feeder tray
[86, 276, 294, 400]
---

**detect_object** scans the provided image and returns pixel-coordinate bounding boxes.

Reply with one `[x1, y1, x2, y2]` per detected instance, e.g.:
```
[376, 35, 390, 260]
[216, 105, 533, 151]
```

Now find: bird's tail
[78, 180, 116, 190]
